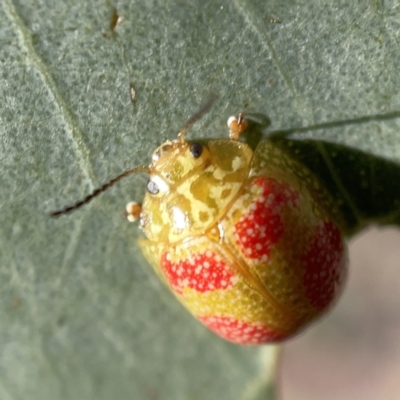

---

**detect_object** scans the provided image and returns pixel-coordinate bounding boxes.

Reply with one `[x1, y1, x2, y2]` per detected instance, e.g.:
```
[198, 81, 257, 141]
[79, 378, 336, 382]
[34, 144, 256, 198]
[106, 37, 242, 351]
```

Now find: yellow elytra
[51, 104, 347, 345]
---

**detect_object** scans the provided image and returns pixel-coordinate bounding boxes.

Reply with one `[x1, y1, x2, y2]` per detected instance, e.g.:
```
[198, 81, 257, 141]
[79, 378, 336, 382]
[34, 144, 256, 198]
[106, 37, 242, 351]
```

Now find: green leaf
[1, 0, 399, 399]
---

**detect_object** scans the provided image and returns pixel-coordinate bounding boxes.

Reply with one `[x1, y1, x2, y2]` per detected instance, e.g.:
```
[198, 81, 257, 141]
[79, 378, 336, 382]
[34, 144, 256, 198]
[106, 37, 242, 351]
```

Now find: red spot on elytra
[301, 221, 346, 310]
[161, 250, 234, 295]
[198, 315, 286, 345]
[234, 177, 299, 261]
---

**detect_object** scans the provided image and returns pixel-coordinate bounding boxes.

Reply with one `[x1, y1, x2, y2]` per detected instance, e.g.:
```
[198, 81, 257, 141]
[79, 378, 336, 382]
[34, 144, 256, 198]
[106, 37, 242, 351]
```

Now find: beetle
[51, 99, 347, 345]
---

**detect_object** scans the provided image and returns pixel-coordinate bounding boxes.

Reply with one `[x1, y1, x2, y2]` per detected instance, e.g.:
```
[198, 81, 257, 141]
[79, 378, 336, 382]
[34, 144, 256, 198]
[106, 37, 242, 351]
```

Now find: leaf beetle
[51, 98, 347, 345]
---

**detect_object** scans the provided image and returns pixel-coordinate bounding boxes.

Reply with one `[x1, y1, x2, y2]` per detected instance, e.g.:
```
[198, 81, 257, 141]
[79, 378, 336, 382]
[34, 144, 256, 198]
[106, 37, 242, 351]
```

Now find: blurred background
[283, 226, 400, 400]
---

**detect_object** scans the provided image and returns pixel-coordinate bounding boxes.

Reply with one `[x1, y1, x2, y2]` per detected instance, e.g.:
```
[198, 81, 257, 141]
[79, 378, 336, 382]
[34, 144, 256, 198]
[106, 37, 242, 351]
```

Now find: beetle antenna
[50, 165, 149, 217]
[177, 93, 217, 142]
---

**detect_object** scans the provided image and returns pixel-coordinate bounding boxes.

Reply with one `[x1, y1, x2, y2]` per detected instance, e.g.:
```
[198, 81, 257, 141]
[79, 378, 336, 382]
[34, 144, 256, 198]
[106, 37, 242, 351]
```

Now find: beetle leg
[124, 201, 142, 222]
[227, 113, 248, 140]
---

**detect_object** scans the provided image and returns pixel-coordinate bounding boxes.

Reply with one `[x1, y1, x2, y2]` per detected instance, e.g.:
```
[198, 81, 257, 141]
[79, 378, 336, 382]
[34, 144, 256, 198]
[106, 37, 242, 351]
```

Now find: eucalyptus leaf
[1, 0, 400, 399]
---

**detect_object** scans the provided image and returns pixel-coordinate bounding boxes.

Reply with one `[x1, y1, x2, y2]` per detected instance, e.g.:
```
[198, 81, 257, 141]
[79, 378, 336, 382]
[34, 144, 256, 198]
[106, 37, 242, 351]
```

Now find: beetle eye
[147, 180, 159, 195]
[190, 143, 203, 158]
